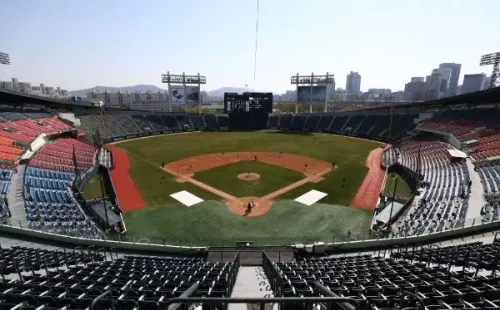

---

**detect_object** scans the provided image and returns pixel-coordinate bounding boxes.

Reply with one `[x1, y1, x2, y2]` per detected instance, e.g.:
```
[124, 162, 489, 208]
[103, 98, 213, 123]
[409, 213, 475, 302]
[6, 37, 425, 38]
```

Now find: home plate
[294, 190, 327, 206]
[170, 190, 204, 207]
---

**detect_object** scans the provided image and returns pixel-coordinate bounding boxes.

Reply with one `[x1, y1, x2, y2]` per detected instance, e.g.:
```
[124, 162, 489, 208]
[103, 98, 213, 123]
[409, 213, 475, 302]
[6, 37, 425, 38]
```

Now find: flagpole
[99, 175, 109, 229]
[99, 101, 107, 139]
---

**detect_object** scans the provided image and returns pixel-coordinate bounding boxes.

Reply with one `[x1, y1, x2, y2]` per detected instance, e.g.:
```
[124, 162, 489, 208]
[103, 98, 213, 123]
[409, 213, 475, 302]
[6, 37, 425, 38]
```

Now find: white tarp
[170, 190, 203, 207]
[294, 190, 327, 206]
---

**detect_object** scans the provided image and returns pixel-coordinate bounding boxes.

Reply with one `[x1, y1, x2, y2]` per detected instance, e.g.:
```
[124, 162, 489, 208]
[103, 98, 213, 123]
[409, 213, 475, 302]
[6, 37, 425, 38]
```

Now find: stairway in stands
[229, 267, 275, 310]
[6, 164, 28, 227]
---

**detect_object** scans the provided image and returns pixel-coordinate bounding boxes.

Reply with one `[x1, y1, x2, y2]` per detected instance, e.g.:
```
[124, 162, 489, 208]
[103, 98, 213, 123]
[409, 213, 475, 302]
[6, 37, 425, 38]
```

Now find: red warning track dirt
[162, 152, 333, 216]
[105, 145, 147, 212]
[350, 147, 385, 210]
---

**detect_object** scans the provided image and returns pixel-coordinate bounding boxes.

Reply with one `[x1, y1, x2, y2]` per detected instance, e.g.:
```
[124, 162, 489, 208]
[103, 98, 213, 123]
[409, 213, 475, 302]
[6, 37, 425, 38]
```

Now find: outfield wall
[1, 216, 499, 254]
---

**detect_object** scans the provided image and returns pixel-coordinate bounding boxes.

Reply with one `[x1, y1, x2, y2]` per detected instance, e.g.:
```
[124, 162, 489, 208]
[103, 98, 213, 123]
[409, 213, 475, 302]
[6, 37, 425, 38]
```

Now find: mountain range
[69, 85, 250, 98]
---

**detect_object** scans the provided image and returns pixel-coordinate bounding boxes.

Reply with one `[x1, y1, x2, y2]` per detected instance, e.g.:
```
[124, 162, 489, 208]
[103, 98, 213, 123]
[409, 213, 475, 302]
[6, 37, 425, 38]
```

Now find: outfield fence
[1, 213, 499, 250]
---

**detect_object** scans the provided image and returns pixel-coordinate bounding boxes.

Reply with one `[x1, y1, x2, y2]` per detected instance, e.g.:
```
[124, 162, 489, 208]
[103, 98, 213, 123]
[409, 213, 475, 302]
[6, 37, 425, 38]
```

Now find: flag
[0, 52, 10, 65]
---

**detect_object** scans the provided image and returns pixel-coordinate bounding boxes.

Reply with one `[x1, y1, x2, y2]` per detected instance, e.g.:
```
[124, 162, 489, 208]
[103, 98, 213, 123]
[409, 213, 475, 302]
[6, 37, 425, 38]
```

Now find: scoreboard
[224, 92, 273, 114]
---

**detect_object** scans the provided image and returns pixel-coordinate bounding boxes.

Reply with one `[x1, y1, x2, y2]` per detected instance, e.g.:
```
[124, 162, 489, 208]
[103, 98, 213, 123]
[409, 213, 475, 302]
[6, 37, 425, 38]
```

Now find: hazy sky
[1, 0, 499, 93]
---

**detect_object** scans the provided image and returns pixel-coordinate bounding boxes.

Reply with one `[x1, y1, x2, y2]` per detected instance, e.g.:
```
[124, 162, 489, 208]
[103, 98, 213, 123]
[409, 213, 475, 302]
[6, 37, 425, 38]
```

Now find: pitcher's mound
[237, 173, 260, 181]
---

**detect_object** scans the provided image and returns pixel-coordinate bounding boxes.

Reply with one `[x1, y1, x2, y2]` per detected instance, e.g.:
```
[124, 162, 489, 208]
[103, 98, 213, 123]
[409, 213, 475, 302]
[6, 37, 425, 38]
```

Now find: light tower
[161, 72, 206, 113]
[480, 52, 500, 89]
[0, 52, 10, 65]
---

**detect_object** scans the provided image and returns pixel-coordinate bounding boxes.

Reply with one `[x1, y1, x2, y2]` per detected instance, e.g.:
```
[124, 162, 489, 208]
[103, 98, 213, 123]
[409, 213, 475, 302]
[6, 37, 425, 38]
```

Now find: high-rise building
[345, 71, 361, 96]
[426, 72, 442, 100]
[434, 68, 452, 97]
[410, 77, 425, 83]
[439, 63, 461, 96]
[462, 74, 487, 94]
[404, 79, 428, 101]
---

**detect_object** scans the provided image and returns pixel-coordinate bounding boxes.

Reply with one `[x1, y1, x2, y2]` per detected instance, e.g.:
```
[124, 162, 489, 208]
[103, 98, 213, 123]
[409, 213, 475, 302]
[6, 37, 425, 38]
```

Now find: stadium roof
[0, 89, 93, 109]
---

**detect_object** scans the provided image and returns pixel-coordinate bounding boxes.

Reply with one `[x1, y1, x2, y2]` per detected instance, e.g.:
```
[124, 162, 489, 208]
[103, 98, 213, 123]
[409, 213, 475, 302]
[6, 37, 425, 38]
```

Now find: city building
[404, 78, 428, 101]
[439, 63, 461, 96]
[462, 74, 487, 94]
[434, 68, 452, 98]
[362, 89, 391, 100]
[345, 71, 361, 96]
[0, 78, 68, 98]
[86, 89, 170, 111]
[426, 71, 443, 100]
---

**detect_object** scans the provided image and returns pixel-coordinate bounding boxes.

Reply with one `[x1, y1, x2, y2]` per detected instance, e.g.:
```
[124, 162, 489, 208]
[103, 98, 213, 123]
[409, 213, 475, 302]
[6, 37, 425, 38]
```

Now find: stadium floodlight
[480, 52, 500, 89]
[0, 52, 10, 65]
[290, 72, 335, 114]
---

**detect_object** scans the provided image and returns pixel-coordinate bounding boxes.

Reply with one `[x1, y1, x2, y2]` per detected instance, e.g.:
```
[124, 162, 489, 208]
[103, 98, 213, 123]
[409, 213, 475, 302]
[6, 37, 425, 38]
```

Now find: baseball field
[106, 131, 383, 246]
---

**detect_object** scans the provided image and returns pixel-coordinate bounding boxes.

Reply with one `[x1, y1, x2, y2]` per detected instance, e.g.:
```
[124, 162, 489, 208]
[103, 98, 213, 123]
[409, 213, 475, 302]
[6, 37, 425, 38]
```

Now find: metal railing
[160, 297, 361, 310]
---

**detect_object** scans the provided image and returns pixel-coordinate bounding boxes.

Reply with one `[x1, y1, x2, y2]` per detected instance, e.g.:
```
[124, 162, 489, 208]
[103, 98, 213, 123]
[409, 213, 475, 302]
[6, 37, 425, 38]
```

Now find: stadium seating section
[265, 113, 419, 142]
[267, 240, 500, 309]
[29, 138, 95, 173]
[0, 112, 72, 144]
[0, 245, 235, 310]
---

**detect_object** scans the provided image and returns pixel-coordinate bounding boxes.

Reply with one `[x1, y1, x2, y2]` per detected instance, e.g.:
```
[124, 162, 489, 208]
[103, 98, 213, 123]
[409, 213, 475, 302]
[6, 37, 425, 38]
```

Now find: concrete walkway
[6, 164, 28, 228]
[229, 267, 275, 310]
[465, 159, 486, 219]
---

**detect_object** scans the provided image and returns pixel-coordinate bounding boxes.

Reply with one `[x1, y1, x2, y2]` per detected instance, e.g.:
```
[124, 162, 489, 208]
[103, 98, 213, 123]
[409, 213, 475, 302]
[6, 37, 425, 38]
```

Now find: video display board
[224, 92, 273, 113]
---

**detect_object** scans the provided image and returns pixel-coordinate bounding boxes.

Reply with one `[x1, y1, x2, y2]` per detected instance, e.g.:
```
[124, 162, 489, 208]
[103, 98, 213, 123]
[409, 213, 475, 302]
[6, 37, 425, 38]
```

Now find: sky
[1, 0, 499, 94]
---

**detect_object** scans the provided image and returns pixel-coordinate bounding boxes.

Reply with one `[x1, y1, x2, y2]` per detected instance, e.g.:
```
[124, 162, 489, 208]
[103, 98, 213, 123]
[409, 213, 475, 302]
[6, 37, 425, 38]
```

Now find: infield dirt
[162, 152, 333, 216]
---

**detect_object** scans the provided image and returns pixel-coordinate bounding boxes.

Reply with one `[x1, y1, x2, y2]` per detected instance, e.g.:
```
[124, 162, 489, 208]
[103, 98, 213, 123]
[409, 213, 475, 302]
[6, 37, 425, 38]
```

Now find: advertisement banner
[170, 86, 200, 104]
[170, 86, 185, 104]
[185, 86, 200, 104]
[297, 85, 327, 102]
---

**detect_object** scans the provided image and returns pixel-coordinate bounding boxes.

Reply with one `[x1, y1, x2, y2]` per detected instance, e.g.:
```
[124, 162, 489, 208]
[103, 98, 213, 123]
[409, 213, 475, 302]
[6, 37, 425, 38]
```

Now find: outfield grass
[193, 161, 304, 197]
[82, 174, 104, 200]
[383, 173, 413, 199]
[116, 131, 381, 244]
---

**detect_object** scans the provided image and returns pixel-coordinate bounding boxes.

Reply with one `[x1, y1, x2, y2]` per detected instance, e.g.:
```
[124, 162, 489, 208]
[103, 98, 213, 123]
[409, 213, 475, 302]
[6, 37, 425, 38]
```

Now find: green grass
[193, 161, 304, 197]
[82, 174, 104, 200]
[115, 131, 381, 244]
[383, 173, 413, 199]
[123, 200, 374, 245]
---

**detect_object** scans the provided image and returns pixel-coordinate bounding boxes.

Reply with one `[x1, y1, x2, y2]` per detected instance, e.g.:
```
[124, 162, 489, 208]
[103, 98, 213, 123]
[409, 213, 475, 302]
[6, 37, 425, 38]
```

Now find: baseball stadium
[1, 85, 500, 310]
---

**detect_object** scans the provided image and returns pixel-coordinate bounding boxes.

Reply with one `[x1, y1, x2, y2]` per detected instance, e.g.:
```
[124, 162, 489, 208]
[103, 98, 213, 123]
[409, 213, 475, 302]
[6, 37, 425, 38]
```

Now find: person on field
[161, 162, 165, 168]
[245, 202, 252, 215]
[254, 155, 257, 161]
